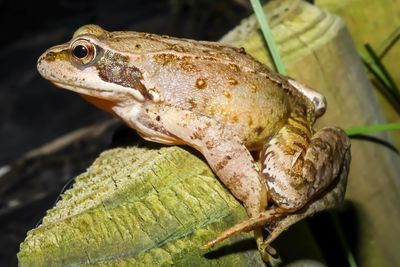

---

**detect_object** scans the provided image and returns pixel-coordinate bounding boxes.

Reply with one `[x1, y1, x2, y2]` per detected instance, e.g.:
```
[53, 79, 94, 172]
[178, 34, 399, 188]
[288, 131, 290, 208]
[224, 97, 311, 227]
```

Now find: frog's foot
[262, 160, 349, 246]
[202, 211, 281, 263]
[254, 228, 280, 263]
[202, 159, 349, 250]
[201, 209, 279, 250]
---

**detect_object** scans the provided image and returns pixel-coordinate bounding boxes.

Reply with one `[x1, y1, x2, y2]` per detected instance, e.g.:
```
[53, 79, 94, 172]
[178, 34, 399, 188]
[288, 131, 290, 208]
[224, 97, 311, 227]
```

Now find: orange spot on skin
[223, 91, 232, 98]
[188, 98, 197, 109]
[180, 62, 197, 72]
[248, 116, 254, 126]
[231, 114, 238, 122]
[221, 109, 229, 121]
[196, 78, 207, 89]
[153, 54, 178, 65]
[210, 107, 216, 115]
[228, 78, 238, 85]
[228, 63, 240, 72]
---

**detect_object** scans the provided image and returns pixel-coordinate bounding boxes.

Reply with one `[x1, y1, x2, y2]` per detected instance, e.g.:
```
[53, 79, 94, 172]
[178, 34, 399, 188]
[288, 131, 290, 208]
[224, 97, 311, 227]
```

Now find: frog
[37, 24, 351, 262]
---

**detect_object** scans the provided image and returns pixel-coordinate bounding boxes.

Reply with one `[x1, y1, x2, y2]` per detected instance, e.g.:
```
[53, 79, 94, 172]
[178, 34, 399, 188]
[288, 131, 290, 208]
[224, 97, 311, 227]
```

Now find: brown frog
[37, 25, 351, 261]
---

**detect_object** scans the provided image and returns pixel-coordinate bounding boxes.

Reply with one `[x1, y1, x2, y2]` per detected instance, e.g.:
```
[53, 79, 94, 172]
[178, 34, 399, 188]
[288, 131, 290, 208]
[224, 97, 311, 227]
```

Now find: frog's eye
[70, 39, 97, 65]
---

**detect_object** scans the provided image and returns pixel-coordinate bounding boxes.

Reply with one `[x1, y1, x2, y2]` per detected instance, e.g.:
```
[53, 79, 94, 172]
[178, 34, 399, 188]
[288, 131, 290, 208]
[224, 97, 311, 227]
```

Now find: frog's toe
[202, 209, 278, 250]
[258, 242, 281, 266]
[202, 212, 282, 263]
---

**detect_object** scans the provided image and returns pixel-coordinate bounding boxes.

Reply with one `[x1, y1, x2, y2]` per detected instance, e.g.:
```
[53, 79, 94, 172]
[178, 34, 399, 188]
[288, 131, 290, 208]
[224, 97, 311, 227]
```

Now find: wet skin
[38, 25, 351, 261]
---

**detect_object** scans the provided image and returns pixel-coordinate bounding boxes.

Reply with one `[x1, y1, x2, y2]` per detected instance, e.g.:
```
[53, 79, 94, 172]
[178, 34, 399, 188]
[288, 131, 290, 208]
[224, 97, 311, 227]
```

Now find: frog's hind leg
[262, 156, 350, 246]
[202, 156, 349, 249]
[263, 113, 351, 211]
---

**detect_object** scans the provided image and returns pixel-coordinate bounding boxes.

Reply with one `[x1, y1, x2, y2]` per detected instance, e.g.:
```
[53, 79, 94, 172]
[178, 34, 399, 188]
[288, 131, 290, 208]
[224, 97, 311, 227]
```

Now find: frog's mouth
[50, 81, 120, 113]
[51, 80, 115, 98]
[51, 80, 145, 103]
[52, 80, 111, 95]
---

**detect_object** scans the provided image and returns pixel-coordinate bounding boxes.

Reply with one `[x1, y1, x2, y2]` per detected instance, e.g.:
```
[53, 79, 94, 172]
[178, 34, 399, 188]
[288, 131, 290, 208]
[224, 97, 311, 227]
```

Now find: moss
[18, 146, 265, 266]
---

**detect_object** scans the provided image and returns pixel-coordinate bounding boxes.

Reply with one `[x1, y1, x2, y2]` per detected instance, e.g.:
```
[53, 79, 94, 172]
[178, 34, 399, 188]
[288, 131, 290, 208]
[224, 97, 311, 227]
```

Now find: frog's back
[73, 25, 285, 84]
[100, 30, 277, 76]
[99, 29, 293, 149]
[119, 34, 293, 149]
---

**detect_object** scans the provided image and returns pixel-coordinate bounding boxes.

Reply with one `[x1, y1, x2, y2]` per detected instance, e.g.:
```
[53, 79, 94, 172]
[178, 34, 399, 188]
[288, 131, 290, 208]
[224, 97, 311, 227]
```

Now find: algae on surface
[18, 146, 265, 266]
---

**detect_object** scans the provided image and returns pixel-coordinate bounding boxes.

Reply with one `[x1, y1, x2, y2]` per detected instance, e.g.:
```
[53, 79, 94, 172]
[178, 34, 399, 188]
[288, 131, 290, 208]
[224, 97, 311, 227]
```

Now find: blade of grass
[370, 79, 400, 114]
[346, 123, 400, 136]
[249, 0, 287, 75]
[364, 44, 400, 98]
[378, 26, 400, 59]
[350, 134, 399, 154]
[329, 212, 358, 267]
[361, 56, 400, 111]
[360, 54, 392, 92]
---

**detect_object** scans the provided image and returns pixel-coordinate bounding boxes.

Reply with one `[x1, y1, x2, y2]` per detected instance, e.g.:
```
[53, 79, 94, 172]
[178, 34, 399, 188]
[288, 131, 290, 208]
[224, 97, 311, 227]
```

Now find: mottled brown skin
[37, 25, 351, 262]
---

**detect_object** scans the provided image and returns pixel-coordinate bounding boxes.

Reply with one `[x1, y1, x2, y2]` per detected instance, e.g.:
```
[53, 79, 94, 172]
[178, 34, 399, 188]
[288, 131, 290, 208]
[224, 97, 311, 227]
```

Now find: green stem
[378, 26, 400, 59]
[364, 44, 400, 97]
[361, 55, 392, 95]
[329, 212, 358, 267]
[346, 123, 400, 136]
[250, 0, 287, 75]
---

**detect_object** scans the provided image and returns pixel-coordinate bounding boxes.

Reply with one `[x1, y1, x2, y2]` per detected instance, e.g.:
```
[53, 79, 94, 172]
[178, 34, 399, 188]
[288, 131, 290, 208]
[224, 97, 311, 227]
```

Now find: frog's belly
[237, 110, 288, 151]
[212, 99, 289, 151]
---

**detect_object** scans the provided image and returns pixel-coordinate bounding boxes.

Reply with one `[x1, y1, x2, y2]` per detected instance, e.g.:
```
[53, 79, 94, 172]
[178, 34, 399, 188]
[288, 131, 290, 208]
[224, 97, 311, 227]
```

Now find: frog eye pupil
[70, 40, 97, 65]
[73, 45, 88, 59]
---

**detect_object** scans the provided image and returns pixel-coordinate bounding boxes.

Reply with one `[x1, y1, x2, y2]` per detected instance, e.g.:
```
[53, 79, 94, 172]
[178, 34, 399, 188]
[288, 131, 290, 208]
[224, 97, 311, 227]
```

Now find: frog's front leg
[160, 108, 273, 258]
[160, 108, 266, 216]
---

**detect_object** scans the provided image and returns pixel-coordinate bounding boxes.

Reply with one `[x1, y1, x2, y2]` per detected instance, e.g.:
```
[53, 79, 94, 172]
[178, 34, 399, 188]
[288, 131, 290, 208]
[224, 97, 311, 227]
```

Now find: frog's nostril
[42, 51, 57, 63]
